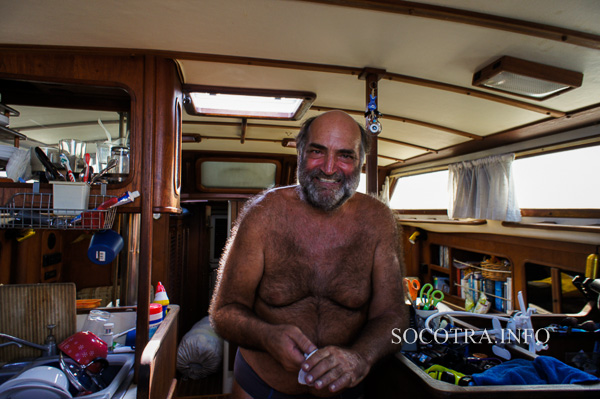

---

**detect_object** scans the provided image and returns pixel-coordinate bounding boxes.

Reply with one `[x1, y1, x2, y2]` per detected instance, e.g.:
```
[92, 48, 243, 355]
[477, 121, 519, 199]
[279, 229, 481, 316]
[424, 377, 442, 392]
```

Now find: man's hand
[263, 324, 317, 372]
[300, 346, 369, 393]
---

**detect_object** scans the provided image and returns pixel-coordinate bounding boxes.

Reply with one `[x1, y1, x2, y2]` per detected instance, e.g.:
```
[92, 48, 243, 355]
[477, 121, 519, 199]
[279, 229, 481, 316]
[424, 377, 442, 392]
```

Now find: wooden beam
[1, 44, 565, 118]
[312, 105, 482, 140]
[363, 71, 381, 196]
[299, 0, 600, 50]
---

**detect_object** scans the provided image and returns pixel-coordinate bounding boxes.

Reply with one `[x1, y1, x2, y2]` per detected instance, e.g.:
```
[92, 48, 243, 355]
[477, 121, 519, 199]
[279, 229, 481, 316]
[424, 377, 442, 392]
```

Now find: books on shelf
[454, 260, 512, 312]
[438, 246, 450, 268]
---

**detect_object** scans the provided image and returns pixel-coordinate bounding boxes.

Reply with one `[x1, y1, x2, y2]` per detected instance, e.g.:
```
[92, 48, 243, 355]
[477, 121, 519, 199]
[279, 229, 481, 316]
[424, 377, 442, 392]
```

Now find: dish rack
[0, 184, 117, 230]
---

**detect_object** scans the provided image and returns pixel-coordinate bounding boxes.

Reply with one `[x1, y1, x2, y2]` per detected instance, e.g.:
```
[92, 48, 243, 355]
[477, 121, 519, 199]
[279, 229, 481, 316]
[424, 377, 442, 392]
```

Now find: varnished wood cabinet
[0, 48, 183, 397]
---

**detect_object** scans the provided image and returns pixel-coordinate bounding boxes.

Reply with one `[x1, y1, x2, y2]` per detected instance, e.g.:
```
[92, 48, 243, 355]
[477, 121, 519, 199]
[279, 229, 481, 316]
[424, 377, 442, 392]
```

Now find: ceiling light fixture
[472, 56, 583, 101]
[183, 85, 316, 120]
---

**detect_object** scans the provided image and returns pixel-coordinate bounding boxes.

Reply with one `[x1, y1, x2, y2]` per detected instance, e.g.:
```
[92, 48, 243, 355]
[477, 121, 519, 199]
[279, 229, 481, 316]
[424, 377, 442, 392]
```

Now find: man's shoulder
[242, 186, 298, 216]
[351, 192, 393, 212]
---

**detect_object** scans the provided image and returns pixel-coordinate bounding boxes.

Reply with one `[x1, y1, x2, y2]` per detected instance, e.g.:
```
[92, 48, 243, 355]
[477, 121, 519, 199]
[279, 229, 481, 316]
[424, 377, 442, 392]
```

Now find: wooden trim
[397, 218, 487, 226]
[135, 54, 156, 379]
[520, 208, 600, 218]
[502, 221, 600, 234]
[385, 102, 600, 170]
[139, 305, 180, 399]
[394, 209, 447, 215]
[299, 0, 600, 50]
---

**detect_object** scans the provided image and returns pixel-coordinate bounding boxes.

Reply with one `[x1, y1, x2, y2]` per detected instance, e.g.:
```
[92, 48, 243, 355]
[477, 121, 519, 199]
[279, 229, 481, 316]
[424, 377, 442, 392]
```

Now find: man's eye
[341, 154, 355, 159]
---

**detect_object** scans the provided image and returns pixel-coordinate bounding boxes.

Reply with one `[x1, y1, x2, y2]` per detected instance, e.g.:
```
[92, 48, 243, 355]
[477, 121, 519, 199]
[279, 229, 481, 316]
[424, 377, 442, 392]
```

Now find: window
[513, 145, 600, 209]
[357, 173, 366, 194]
[197, 159, 280, 192]
[390, 170, 449, 209]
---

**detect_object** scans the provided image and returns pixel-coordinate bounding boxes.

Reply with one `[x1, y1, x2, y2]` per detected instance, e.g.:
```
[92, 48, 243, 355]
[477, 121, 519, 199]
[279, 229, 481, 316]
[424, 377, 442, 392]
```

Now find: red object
[80, 211, 105, 229]
[83, 153, 91, 183]
[156, 281, 166, 293]
[58, 331, 108, 373]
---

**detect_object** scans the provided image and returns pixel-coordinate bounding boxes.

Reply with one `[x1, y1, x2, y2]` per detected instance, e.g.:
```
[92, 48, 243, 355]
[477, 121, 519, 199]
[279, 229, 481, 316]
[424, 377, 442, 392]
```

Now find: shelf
[429, 264, 450, 274]
[0, 190, 116, 230]
[426, 244, 513, 313]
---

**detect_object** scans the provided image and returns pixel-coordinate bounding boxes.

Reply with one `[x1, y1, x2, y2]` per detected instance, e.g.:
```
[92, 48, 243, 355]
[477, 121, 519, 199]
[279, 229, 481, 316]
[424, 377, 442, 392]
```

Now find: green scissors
[419, 283, 444, 310]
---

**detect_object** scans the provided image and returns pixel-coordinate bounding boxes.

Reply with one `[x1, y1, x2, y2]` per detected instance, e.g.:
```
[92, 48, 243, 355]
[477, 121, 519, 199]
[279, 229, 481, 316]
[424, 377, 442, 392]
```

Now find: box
[51, 182, 90, 216]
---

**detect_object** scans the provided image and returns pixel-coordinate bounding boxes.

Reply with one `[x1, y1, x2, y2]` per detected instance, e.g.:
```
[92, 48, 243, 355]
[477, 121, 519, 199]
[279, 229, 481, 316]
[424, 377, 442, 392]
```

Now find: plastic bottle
[153, 281, 170, 318]
[148, 303, 163, 339]
[102, 322, 114, 350]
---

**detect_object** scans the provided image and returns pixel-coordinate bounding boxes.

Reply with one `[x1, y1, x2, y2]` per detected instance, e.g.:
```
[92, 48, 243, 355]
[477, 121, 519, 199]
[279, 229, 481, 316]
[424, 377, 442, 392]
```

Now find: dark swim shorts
[234, 349, 364, 399]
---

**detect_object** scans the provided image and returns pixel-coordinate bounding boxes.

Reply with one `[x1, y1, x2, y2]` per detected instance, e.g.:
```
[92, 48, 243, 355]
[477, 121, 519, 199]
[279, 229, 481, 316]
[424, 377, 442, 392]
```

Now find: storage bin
[51, 181, 90, 216]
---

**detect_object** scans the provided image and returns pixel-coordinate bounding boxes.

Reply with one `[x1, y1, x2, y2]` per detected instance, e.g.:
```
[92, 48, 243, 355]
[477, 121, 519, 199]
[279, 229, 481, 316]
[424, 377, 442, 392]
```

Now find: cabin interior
[0, 1, 599, 398]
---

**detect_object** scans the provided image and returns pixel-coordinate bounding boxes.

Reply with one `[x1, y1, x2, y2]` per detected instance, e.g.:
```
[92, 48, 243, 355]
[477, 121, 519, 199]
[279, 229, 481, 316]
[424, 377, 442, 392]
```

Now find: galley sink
[0, 353, 134, 399]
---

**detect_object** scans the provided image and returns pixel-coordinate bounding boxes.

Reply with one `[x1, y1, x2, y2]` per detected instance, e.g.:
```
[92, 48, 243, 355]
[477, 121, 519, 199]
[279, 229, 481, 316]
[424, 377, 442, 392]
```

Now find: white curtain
[448, 153, 521, 221]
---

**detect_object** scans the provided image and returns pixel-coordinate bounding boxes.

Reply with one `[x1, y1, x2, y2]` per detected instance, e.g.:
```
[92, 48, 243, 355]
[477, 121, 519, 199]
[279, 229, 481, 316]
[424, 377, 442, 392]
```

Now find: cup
[87, 229, 125, 265]
[110, 146, 129, 173]
[59, 139, 86, 172]
[108, 146, 129, 183]
[58, 331, 108, 374]
[95, 141, 113, 171]
[414, 299, 440, 330]
[81, 309, 111, 337]
[59, 138, 86, 158]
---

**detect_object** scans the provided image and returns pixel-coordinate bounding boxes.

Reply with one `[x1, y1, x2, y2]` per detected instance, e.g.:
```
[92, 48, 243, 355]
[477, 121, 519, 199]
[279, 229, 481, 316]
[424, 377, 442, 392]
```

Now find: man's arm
[302, 208, 408, 392]
[209, 196, 316, 371]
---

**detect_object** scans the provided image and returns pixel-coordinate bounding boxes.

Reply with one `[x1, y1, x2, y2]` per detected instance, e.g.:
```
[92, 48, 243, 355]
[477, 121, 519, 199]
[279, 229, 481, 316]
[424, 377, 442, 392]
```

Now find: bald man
[210, 110, 407, 398]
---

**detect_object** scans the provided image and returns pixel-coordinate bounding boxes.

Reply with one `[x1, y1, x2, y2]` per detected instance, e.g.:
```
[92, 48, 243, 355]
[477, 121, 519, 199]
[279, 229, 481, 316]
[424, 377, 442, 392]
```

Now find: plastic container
[51, 182, 90, 216]
[102, 322, 114, 350]
[148, 303, 163, 339]
[153, 281, 170, 318]
[81, 309, 111, 337]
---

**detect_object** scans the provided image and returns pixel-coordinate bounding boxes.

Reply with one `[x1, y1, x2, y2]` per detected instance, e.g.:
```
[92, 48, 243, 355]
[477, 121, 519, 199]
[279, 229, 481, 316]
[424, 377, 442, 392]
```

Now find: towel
[471, 356, 599, 386]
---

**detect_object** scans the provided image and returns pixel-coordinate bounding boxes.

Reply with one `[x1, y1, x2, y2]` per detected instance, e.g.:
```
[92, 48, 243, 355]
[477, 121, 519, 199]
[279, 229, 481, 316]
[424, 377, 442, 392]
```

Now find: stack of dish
[0, 366, 72, 399]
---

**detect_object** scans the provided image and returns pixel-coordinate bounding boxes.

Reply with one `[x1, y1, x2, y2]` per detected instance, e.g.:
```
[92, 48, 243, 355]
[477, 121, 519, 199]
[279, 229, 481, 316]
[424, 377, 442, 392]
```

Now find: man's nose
[321, 153, 336, 175]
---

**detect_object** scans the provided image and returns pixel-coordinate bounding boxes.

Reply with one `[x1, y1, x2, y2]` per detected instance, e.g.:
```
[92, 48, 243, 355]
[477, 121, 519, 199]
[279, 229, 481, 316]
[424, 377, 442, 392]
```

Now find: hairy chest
[257, 214, 377, 309]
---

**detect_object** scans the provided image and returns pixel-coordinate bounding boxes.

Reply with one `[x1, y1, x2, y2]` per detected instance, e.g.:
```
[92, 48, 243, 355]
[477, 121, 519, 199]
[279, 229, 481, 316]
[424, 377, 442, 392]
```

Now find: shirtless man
[210, 110, 407, 398]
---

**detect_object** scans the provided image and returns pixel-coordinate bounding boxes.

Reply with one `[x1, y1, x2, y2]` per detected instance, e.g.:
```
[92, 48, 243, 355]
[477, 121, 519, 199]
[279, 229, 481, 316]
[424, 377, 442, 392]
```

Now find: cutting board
[0, 283, 76, 363]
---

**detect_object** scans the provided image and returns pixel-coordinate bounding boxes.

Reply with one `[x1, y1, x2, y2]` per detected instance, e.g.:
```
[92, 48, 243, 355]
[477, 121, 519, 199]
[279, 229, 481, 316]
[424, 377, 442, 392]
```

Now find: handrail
[138, 304, 179, 399]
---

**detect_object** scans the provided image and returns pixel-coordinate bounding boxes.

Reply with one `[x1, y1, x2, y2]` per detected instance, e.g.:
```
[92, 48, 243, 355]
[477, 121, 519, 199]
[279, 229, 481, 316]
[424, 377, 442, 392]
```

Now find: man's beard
[297, 158, 361, 211]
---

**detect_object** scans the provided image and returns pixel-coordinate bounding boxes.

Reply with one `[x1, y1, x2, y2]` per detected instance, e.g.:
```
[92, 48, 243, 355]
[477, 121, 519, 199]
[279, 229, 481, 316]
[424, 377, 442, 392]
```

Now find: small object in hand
[298, 349, 318, 385]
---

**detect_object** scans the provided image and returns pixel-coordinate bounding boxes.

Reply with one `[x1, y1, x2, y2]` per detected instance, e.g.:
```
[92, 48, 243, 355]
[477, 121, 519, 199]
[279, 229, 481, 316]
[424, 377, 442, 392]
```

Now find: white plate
[0, 383, 72, 399]
[0, 377, 69, 394]
[15, 366, 70, 392]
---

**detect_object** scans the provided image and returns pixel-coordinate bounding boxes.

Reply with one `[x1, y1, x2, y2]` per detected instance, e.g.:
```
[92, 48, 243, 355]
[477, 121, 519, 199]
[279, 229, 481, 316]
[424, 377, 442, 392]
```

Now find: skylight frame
[183, 85, 316, 121]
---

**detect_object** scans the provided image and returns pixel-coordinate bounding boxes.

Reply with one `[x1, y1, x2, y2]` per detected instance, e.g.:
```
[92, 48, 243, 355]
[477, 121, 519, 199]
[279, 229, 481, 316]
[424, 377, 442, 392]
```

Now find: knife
[34, 147, 65, 181]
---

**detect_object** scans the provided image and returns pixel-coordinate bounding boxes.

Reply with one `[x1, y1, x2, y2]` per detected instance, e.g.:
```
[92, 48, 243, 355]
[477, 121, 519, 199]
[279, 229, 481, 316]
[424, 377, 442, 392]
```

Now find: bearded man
[210, 110, 407, 398]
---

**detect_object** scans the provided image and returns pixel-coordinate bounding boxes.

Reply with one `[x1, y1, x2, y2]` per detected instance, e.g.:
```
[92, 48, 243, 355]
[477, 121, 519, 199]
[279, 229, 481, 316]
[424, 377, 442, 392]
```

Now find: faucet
[0, 324, 58, 357]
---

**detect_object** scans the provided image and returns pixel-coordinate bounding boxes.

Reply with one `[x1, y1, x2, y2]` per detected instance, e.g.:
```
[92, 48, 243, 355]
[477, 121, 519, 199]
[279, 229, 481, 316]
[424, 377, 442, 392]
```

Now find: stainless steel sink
[0, 353, 134, 399]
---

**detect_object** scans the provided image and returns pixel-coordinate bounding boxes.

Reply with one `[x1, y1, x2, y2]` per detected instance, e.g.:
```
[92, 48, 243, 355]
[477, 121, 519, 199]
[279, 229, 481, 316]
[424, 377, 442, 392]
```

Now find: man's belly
[245, 298, 368, 395]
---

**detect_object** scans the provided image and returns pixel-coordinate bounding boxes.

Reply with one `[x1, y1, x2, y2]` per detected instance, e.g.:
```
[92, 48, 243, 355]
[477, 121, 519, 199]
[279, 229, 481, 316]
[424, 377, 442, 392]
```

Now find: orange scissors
[404, 278, 420, 302]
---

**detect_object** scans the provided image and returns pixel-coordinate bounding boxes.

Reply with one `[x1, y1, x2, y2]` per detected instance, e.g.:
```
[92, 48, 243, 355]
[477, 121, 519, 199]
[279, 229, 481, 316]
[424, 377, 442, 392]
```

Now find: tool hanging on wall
[364, 86, 382, 134]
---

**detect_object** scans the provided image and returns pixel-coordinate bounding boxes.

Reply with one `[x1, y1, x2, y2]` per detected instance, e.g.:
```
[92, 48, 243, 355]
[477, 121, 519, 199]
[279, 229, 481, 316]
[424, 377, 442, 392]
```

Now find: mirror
[0, 79, 130, 184]
[0, 79, 133, 308]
